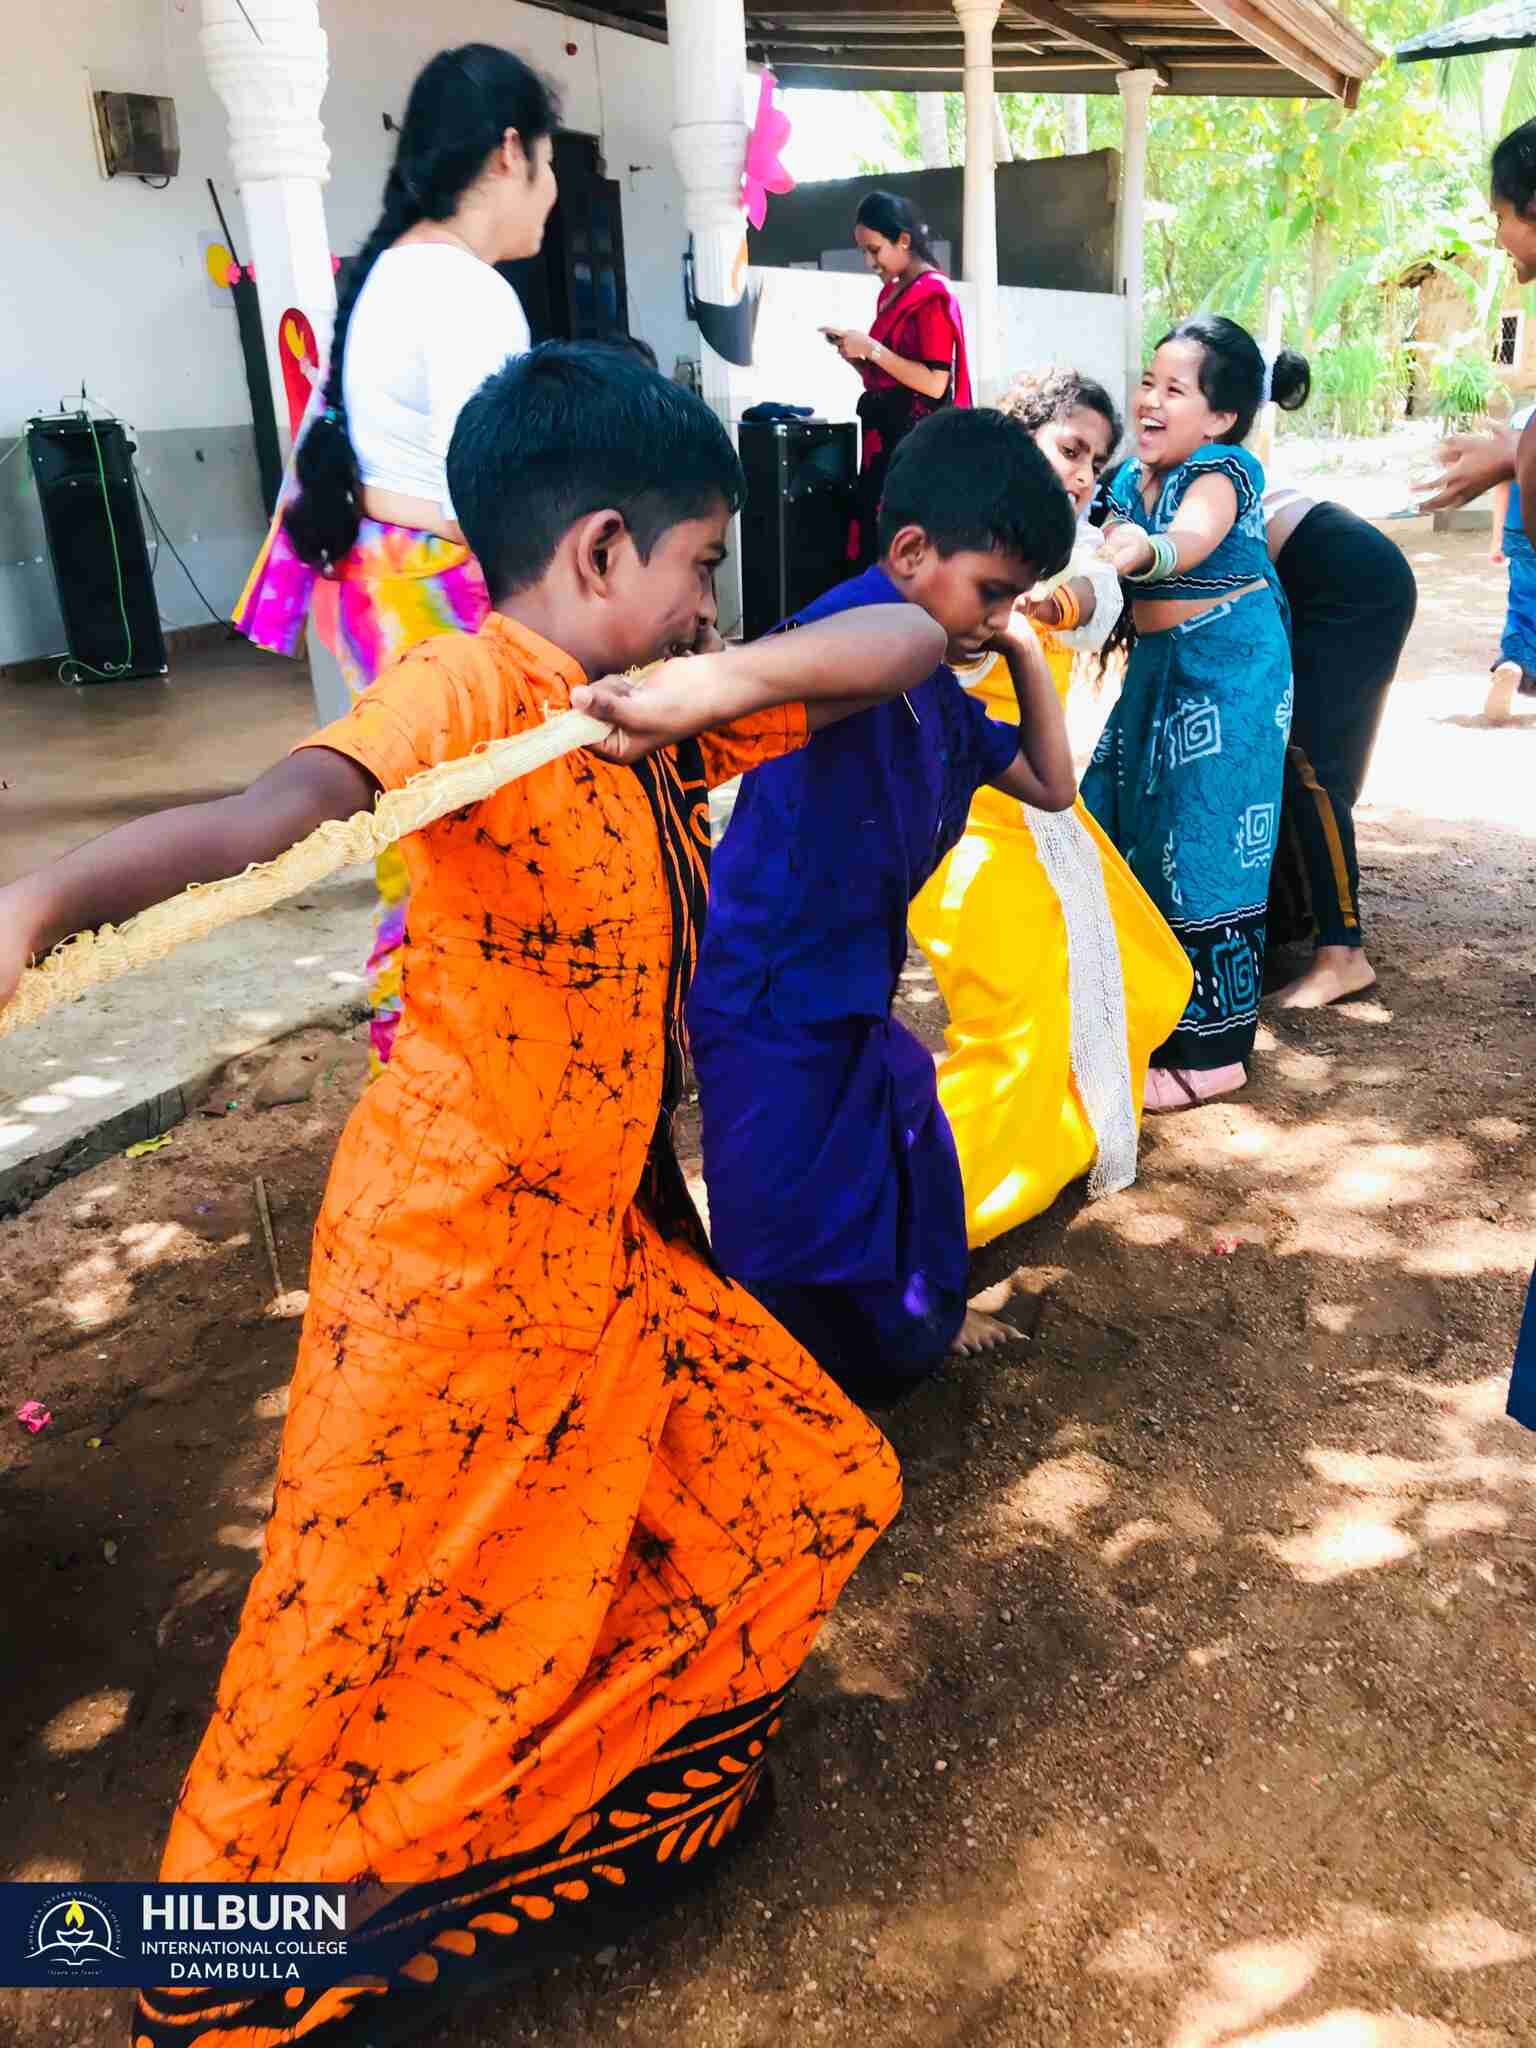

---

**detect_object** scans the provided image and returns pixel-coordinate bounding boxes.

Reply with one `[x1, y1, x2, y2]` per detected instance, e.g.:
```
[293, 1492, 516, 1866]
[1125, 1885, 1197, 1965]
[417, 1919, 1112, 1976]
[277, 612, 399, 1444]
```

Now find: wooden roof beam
[751, 32, 1051, 55]
[1189, 0, 1356, 98]
[1002, 1, 1172, 84]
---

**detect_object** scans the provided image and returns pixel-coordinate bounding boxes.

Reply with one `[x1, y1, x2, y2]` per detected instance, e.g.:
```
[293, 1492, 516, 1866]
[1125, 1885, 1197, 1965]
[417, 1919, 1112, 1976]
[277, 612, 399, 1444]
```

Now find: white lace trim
[1022, 804, 1140, 1200]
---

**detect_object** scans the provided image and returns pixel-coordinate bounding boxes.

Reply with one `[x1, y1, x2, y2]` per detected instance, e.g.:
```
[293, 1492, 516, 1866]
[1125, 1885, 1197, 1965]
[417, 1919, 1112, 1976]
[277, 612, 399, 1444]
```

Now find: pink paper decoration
[742, 71, 793, 232]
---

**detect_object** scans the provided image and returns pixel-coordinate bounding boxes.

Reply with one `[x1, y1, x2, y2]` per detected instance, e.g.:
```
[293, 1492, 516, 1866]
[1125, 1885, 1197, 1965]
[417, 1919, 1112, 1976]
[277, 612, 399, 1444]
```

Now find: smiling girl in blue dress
[1083, 314, 1310, 1111]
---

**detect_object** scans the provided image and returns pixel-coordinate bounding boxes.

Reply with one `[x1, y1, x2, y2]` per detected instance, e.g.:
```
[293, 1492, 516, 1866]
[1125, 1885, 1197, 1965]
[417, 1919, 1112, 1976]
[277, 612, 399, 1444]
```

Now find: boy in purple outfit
[689, 408, 1076, 1403]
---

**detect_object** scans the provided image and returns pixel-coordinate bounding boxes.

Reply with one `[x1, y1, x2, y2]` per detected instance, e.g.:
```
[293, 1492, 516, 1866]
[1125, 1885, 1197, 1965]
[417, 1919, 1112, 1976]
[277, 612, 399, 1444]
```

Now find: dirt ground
[2, 528, 1533, 2048]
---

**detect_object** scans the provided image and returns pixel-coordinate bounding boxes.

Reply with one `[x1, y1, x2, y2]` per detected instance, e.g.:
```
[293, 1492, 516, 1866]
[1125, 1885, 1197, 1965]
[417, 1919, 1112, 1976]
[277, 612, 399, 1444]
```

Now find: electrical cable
[74, 386, 230, 628]
[50, 415, 134, 685]
[135, 472, 230, 629]
[19, 387, 233, 681]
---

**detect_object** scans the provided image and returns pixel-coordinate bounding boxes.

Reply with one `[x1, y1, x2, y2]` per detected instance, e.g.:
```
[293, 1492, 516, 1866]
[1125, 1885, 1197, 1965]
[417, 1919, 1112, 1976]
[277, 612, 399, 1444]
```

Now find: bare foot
[1143, 1062, 1247, 1114]
[949, 1308, 1013, 1357]
[1275, 946, 1377, 1010]
[1486, 661, 1520, 724]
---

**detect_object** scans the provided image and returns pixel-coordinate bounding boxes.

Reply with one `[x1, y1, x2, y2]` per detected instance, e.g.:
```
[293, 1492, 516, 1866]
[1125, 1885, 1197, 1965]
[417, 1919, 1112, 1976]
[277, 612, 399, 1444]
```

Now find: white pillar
[666, 0, 749, 420]
[1115, 68, 1159, 411]
[203, 0, 341, 720]
[954, 0, 1002, 404]
[917, 91, 950, 168]
[201, 0, 336, 464]
[1063, 96, 1089, 155]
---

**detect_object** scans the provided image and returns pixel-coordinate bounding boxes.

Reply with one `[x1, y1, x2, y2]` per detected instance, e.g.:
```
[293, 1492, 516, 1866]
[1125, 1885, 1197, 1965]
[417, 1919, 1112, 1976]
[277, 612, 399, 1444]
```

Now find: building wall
[0, 0, 261, 665]
[745, 153, 1121, 297]
[2, 6, 1125, 667]
[1496, 274, 1536, 397]
[0, 0, 688, 666]
[1408, 271, 1472, 412]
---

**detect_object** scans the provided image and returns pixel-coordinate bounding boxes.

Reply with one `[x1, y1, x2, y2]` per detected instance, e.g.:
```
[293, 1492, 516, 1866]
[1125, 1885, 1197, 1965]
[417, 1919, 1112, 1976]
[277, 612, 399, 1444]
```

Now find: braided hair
[285, 44, 559, 569]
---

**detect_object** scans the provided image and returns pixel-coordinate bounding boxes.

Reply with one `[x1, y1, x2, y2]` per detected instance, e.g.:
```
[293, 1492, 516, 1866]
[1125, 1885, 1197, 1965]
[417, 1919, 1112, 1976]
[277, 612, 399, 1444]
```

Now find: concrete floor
[0, 634, 319, 881]
[0, 637, 374, 1210]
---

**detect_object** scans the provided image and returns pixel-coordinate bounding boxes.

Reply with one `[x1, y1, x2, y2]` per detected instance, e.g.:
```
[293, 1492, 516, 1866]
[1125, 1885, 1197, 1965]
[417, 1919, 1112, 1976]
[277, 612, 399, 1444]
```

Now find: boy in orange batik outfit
[0, 344, 946, 2048]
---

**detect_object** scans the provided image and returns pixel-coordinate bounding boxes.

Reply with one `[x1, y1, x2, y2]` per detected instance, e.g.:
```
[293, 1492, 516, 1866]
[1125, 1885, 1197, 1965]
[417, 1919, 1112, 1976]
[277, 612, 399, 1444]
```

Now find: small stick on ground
[254, 1176, 285, 1299]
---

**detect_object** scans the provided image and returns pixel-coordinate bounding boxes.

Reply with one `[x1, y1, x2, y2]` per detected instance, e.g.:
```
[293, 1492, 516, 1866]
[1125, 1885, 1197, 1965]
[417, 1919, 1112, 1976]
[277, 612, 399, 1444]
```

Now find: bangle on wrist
[1125, 533, 1179, 584]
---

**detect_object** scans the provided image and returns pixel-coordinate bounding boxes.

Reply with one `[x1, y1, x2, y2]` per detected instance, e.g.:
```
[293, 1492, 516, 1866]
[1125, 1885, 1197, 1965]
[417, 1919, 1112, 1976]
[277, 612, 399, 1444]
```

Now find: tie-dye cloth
[234, 510, 490, 1069]
[131, 617, 897, 2048]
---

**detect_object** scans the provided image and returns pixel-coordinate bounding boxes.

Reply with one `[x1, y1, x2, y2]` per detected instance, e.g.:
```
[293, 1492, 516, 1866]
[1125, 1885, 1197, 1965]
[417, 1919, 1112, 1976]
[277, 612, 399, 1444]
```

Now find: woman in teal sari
[1084, 314, 1310, 1111]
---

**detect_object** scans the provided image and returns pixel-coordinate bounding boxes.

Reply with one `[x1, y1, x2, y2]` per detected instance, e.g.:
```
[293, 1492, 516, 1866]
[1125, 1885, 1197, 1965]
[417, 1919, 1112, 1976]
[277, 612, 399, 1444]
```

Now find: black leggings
[1269, 506, 1418, 950]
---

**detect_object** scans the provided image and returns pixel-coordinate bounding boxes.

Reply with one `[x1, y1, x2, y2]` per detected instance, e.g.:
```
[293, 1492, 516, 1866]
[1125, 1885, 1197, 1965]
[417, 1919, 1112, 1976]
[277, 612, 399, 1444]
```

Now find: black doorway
[498, 131, 630, 344]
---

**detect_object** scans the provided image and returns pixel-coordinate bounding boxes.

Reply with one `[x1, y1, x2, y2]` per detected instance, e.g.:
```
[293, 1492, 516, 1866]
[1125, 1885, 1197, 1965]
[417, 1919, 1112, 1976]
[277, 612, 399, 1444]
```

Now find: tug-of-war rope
[1, 708, 612, 1040]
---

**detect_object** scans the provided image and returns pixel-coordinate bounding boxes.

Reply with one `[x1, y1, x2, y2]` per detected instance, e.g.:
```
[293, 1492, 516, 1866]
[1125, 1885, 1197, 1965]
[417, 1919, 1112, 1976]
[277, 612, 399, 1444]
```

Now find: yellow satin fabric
[909, 636, 1192, 1247]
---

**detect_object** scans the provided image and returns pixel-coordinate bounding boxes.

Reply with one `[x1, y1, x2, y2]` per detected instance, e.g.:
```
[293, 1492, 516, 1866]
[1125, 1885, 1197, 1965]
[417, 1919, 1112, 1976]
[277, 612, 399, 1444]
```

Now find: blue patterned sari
[1081, 443, 1292, 1071]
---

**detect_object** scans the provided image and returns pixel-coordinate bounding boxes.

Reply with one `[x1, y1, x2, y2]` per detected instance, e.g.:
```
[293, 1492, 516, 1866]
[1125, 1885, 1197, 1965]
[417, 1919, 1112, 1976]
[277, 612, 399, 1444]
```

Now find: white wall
[997, 288, 1127, 413]
[0, 0, 254, 441]
[0, 0, 691, 662]
[0, 0, 689, 441]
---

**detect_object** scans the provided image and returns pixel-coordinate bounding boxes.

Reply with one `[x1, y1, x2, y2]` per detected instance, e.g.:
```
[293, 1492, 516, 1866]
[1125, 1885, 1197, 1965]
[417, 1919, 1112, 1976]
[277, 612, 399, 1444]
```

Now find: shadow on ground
[1, 767, 1532, 2047]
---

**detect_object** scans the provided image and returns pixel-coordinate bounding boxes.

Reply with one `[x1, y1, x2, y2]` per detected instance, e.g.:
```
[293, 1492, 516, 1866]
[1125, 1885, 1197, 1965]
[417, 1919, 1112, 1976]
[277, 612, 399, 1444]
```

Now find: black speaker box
[738, 419, 856, 641]
[28, 415, 167, 682]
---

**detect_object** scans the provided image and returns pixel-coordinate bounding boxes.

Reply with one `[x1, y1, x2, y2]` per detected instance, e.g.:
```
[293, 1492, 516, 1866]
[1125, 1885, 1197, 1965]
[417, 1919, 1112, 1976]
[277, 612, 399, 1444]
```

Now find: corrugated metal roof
[1397, 0, 1536, 61]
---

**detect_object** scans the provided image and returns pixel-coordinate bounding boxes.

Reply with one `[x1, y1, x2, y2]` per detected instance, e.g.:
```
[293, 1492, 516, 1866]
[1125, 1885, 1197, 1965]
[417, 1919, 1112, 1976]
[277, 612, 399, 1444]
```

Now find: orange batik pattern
[132, 616, 900, 2047]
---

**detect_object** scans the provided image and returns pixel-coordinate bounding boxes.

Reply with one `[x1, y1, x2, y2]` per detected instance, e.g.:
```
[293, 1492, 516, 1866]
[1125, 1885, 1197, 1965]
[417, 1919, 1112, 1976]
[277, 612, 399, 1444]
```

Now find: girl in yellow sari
[909, 371, 1192, 1244]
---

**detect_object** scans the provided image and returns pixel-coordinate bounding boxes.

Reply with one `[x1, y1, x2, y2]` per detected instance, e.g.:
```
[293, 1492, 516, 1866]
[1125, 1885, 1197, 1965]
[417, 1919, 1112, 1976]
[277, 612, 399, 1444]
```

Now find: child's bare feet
[949, 1308, 1013, 1356]
[1275, 945, 1377, 1009]
[1143, 1062, 1246, 1113]
[1486, 661, 1520, 724]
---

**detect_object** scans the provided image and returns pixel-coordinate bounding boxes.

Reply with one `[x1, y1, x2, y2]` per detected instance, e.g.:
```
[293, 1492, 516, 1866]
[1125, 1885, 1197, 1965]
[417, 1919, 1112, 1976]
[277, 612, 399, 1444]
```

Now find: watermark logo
[26, 1893, 124, 1975]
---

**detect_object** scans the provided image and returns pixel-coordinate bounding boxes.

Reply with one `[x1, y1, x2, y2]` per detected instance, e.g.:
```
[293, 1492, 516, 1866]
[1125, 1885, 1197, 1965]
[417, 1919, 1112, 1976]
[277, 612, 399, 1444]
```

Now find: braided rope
[2, 708, 611, 1040]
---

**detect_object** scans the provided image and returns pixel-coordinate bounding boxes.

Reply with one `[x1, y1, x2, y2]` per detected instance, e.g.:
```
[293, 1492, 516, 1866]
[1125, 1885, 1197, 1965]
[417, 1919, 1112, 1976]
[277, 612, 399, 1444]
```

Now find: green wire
[42, 413, 135, 685]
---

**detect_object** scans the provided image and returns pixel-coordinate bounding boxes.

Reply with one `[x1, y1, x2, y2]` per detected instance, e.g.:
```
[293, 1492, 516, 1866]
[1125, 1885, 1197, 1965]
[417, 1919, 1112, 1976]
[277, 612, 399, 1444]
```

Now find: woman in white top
[236, 45, 558, 1068]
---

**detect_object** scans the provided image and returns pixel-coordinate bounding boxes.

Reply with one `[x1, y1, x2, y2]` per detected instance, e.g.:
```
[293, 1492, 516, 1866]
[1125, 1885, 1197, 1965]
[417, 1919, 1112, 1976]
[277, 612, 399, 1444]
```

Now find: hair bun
[1270, 347, 1311, 413]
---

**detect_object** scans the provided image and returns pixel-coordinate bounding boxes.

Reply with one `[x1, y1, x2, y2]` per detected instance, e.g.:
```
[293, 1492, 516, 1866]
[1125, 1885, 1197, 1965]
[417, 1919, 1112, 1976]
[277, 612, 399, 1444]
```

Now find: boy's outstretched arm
[573, 603, 948, 759]
[987, 620, 1077, 812]
[0, 749, 376, 1010]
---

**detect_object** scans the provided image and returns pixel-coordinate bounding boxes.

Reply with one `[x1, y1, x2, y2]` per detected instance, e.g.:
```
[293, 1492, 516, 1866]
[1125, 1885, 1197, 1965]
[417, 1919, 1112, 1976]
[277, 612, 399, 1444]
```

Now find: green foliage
[857, 92, 924, 174]
[1314, 338, 1397, 434]
[857, 0, 1512, 437]
[1136, 0, 1486, 354]
[1427, 333, 1499, 423]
